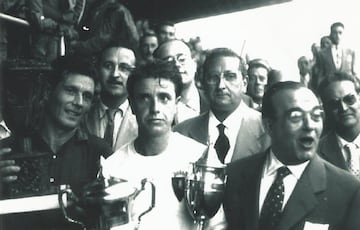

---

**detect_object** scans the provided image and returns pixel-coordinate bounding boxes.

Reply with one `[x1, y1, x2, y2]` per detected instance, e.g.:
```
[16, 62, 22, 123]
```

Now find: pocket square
[304, 221, 329, 230]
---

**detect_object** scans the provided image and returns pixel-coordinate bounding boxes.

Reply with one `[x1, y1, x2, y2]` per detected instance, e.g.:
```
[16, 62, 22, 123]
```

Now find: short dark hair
[50, 54, 98, 89]
[318, 71, 360, 102]
[262, 81, 305, 120]
[330, 22, 344, 32]
[140, 32, 158, 46]
[156, 21, 175, 32]
[247, 58, 271, 76]
[126, 60, 183, 100]
[202, 48, 246, 79]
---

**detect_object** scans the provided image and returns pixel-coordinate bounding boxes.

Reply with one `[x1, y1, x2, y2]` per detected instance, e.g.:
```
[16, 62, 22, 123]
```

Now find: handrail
[0, 13, 29, 27]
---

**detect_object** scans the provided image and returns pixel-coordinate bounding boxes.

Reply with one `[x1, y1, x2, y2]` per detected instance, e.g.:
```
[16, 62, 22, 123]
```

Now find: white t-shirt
[102, 132, 206, 230]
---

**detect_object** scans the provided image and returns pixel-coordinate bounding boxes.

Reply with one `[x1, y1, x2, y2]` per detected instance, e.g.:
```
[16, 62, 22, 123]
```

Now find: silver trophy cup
[172, 145, 227, 230]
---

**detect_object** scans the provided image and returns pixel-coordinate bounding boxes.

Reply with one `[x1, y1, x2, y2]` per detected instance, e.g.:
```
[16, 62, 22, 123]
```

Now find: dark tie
[103, 109, 117, 147]
[214, 123, 230, 163]
[259, 166, 291, 230]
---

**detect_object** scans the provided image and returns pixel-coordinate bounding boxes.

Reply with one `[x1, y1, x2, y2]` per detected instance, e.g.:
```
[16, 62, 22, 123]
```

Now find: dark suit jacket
[318, 131, 349, 170]
[173, 103, 270, 162]
[314, 47, 356, 89]
[224, 151, 360, 230]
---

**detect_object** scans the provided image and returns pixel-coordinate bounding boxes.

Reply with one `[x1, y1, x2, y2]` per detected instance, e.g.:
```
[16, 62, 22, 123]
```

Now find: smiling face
[130, 78, 178, 137]
[264, 87, 323, 165]
[203, 56, 244, 117]
[99, 47, 136, 99]
[322, 80, 360, 135]
[48, 73, 95, 131]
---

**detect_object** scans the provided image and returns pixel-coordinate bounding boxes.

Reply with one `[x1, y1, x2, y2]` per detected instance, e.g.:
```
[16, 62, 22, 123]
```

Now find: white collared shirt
[99, 100, 129, 146]
[259, 150, 309, 215]
[331, 44, 343, 70]
[336, 134, 360, 163]
[208, 102, 245, 164]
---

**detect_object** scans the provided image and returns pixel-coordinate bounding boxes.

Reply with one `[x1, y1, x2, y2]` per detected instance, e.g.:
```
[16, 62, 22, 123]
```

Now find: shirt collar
[99, 100, 129, 118]
[264, 149, 309, 180]
[336, 133, 360, 149]
[208, 101, 245, 128]
[0, 120, 11, 133]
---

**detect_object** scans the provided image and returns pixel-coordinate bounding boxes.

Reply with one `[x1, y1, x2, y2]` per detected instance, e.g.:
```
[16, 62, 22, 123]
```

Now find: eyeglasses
[118, 63, 135, 74]
[204, 71, 240, 85]
[326, 94, 358, 110]
[162, 54, 188, 65]
[285, 107, 324, 124]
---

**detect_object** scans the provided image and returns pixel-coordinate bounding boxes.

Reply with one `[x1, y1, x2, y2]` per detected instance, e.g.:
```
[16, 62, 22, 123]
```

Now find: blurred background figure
[138, 32, 158, 65]
[297, 56, 312, 88]
[156, 21, 176, 44]
[320, 35, 332, 50]
[246, 58, 270, 111]
[267, 69, 283, 88]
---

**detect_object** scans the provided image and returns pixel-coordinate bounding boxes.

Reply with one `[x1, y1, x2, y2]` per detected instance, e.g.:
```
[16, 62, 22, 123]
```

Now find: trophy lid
[103, 180, 137, 202]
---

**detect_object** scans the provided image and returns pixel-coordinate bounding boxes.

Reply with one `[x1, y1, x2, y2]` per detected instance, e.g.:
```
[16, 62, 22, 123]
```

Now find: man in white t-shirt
[101, 60, 206, 229]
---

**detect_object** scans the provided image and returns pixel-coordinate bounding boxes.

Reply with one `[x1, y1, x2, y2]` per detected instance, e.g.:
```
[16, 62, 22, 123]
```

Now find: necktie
[214, 123, 230, 163]
[259, 166, 291, 230]
[344, 143, 360, 178]
[103, 109, 117, 147]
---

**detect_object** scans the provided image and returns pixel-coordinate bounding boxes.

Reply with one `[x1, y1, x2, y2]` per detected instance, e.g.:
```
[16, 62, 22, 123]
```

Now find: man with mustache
[318, 71, 360, 179]
[224, 81, 360, 230]
[85, 44, 138, 151]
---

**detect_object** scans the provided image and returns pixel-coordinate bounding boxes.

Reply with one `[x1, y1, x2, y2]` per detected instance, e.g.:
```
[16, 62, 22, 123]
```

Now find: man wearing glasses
[224, 81, 360, 230]
[153, 39, 202, 124]
[318, 71, 360, 179]
[85, 45, 138, 151]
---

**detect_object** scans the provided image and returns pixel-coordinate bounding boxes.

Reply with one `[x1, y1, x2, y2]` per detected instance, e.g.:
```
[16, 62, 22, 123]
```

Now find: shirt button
[52, 155, 57, 159]
[50, 177, 55, 183]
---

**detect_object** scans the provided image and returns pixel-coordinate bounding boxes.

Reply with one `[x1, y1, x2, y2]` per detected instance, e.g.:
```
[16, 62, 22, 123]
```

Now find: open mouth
[298, 136, 315, 149]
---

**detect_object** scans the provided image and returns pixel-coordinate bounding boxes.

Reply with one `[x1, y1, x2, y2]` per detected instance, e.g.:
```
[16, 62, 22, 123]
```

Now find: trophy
[58, 175, 155, 230]
[172, 144, 227, 230]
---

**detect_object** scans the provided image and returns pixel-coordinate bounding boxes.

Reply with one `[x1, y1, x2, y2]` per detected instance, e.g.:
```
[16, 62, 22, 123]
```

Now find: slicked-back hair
[262, 81, 306, 120]
[127, 60, 183, 100]
[318, 71, 360, 103]
[152, 39, 191, 59]
[330, 22, 344, 32]
[202, 48, 246, 79]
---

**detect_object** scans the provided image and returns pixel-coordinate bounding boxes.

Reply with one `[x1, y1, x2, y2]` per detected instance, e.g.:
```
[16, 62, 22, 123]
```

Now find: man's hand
[0, 148, 20, 183]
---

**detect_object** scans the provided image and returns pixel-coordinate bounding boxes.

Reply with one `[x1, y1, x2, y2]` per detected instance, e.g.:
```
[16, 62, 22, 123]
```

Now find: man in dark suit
[314, 22, 356, 90]
[174, 48, 270, 164]
[224, 81, 360, 230]
[318, 72, 360, 178]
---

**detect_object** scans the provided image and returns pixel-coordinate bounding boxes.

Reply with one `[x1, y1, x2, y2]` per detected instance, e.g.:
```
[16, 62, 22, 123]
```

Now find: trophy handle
[134, 178, 156, 224]
[58, 185, 86, 230]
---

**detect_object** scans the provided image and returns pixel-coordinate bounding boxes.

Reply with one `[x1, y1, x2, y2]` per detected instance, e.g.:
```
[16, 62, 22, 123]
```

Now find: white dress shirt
[99, 100, 129, 146]
[208, 102, 245, 164]
[259, 150, 309, 215]
[331, 45, 343, 70]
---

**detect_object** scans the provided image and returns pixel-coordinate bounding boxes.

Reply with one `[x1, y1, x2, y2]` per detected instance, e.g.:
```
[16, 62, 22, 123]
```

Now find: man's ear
[262, 118, 272, 136]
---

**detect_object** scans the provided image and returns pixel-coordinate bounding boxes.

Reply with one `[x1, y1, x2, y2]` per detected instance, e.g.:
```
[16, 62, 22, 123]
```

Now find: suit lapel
[188, 112, 209, 144]
[319, 132, 347, 170]
[113, 105, 138, 151]
[278, 155, 327, 230]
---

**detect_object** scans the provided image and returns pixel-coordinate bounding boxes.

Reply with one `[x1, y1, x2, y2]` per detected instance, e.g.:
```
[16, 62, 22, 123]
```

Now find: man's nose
[303, 114, 319, 129]
[73, 93, 83, 106]
[338, 100, 349, 112]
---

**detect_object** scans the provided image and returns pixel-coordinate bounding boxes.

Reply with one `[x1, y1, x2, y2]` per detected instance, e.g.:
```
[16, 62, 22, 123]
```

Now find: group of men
[1, 14, 360, 230]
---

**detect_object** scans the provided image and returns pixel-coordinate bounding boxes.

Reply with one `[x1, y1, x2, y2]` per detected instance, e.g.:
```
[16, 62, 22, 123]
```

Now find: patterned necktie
[103, 109, 117, 147]
[214, 123, 230, 163]
[259, 166, 291, 230]
[344, 143, 360, 178]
